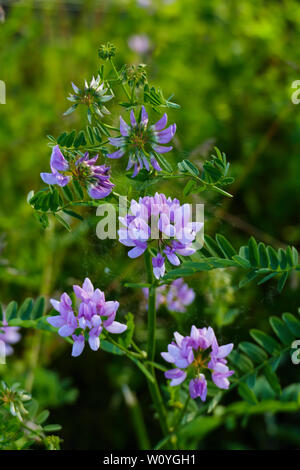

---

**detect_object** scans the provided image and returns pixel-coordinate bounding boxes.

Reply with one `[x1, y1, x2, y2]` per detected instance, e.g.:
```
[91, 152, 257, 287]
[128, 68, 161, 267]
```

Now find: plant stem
[25, 221, 56, 392]
[122, 385, 151, 450]
[144, 249, 169, 438]
[110, 59, 132, 102]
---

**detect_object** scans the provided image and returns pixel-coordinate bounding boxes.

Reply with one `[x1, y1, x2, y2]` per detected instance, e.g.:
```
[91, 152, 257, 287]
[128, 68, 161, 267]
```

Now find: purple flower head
[166, 278, 195, 312]
[143, 278, 195, 313]
[107, 106, 176, 177]
[0, 311, 21, 356]
[40, 146, 114, 200]
[128, 34, 150, 54]
[75, 152, 115, 199]
[47, 278, 127, 357]
[118, 193, 203, 279]
[161, 326, 234, 401]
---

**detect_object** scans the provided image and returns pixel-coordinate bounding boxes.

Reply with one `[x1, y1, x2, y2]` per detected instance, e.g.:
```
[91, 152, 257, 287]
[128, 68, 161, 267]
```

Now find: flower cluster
[41, 145, 114, 199]
[47, 278, 127, 357]
[107, 106, 176, 177]
[143, 278, 195, 313]
[118, 192, 203, 279]
[0, 312, 21, 356]
[161, 326, 234, 401]
[65, 75, 113, 119]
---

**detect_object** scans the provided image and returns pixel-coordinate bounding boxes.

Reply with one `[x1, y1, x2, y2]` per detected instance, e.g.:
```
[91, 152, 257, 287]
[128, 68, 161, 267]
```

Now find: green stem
[25, 221, 56, 392]
[110, 59, 132, 102]
[122, 385, 151, 450]
[144, 250, 169, 439]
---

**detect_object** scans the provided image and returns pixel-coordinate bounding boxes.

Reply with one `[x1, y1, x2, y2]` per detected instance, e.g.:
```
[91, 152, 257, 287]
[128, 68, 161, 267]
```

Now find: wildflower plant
[2, 43, 300, 451]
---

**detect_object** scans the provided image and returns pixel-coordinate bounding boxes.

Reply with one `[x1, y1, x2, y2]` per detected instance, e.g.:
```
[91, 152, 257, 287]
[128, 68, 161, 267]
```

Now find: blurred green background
[0, 0, 300, 449]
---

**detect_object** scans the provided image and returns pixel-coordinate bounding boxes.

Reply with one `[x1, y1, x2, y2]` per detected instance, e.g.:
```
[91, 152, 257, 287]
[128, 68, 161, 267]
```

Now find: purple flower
[40, 145, 71, 187]
[152, 253, 165, 280]
[40, 146, 114, 200]
[166, 278, 195, 312]
[75, 152, 115, 199]
[161, 326, 234, 401]
[118, 193, 203, 278]
[47, 278, 127, 357]
[0, 312, 21, 356]
[143, 278, 195, 313]
[128, 34, 150, 54]
[107, 106, 176, 177]
[189, 375, 207, 401]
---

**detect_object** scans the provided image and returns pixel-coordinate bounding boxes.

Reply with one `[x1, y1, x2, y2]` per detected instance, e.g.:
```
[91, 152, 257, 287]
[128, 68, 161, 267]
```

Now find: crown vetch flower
[40, 145, 114, 199]
[47, 278, 127, 357]
[65, 75, 113, 120]
[118, 192, 203, 279]
[107, 106, 176, 177]
[0, 311, 21, 356]
[161, 326, 234, 401]
[143, 277, 195, 313]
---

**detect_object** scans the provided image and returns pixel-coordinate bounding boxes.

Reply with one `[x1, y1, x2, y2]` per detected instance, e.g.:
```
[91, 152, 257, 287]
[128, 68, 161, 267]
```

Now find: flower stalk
[144, 249, 169, 439]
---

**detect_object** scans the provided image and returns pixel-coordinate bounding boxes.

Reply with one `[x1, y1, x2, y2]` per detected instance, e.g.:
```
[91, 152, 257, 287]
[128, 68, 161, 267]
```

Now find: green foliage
[164, 234, 299, 292]
[178, 147, 234, 197]
[0, 381, 61, 450]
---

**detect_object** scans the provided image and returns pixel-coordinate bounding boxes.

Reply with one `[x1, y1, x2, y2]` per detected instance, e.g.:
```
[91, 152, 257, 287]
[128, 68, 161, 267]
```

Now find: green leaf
[18, 298, 34, 320]
[57, 132, 68, 145]
[215, 234, 237, 259]
[54, 214, 71, 231]
[250, 330, 281, 355]
[258, 242, 269, 268]
[36, 410, 50, 425]
[43, 424, 62, 432]
[62, 209, 83, 221]
[264, 364, 281, 395]
[31, 297, 45, 320]
[278, 248, 287, 270]
[101, 340, 124, 355]
[292, 247, 299, 265]
[61, 185, 74, 202]
[267, 246, 279, 270]
[124, 282, 151, 288]
[154, 152, 173, 173]
[248, 237, 259, 267]
[239, 271, 258, 288]
[239, 341, 268, 364]
[238, 383, 258, 405]
[73, 130, 87, 148]
[269, 317, 295, 345]
[228, 350, 253, 373]
[5, 301, 18, 321]
[183, 179, 197, 196]
[257, 272, 277, 285]
[277, 272, 288, 293]
[232, 255, 251, 269]
[72, 179, 84, 199]
[118, 313, 134, 349]
[282, 313, 300, 337]
[204, 234, 224, 258]
[177, 159, 199, 177]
